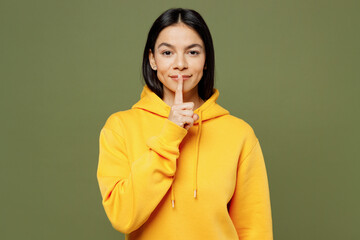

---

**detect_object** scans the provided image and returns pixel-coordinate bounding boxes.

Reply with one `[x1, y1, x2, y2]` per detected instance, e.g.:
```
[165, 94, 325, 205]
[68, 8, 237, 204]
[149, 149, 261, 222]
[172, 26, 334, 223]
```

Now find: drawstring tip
[194, 189, 197, 198]
[172, 200, 175, 208]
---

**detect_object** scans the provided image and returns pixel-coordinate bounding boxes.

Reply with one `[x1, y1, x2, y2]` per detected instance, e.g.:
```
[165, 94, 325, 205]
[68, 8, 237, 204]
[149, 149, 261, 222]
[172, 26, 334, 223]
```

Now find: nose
[173, 53, 188, 70]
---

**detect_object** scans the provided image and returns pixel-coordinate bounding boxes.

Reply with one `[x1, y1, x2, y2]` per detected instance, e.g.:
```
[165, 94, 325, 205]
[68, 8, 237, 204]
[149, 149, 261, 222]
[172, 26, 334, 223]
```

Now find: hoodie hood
[131, 85, 229, 208]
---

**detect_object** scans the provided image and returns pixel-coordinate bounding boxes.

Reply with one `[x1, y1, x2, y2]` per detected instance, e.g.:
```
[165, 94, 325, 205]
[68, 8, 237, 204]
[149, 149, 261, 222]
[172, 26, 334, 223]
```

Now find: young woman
[97, 8, 273, 240]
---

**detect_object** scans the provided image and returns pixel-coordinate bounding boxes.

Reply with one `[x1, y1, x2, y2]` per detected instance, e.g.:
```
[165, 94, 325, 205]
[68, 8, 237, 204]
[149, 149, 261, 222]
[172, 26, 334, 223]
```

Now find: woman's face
[149, 23, 206, 97]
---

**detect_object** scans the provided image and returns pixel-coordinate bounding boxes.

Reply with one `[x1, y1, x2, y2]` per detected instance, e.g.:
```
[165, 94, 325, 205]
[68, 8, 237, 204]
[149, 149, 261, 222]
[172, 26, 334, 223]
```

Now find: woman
[97, 8, 273, 240]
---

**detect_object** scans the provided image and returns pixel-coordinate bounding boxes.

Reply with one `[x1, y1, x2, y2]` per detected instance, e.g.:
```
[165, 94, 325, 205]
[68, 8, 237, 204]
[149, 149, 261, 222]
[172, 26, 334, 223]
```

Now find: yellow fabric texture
[96, 85, 273, 240]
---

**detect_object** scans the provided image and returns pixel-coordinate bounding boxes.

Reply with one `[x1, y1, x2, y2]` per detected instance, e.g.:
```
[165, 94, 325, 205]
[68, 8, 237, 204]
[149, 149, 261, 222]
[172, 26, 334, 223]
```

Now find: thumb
[194, 114, 199, 121]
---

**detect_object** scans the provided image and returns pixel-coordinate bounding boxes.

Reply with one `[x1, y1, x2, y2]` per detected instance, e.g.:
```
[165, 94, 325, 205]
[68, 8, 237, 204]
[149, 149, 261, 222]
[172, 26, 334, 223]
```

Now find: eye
[189, 50, 200, 56]
[161, 51, 172, 56]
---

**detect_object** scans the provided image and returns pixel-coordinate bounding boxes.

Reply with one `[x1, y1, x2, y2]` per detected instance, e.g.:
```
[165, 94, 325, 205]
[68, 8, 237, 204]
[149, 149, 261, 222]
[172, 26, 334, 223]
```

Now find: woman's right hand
[168, 74, 199, 130]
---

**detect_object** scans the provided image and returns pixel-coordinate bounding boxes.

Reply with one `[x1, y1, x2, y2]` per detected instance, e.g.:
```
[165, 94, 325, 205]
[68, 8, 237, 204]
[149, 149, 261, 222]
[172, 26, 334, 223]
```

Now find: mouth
[169, 74, 192, 80]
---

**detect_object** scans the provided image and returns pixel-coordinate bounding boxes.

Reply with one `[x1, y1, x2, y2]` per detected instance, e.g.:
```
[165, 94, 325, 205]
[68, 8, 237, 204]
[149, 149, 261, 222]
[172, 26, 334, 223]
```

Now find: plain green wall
[1, 0, 359, 239]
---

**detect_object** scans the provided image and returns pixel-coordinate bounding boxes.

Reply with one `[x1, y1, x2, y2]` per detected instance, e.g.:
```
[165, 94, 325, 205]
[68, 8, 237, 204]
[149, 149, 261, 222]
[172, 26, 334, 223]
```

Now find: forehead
[155, 23, 204, 47]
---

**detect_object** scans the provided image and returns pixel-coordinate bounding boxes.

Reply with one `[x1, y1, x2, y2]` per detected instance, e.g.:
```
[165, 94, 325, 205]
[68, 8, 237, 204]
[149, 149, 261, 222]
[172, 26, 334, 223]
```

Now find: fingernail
[177, 73, 181, 79]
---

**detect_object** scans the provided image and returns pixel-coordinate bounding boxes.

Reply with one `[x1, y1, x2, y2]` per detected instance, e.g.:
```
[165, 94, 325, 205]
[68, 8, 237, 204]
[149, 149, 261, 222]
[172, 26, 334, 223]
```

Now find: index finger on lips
[173, 102, 195, 110]
[174, 73, 183, 105]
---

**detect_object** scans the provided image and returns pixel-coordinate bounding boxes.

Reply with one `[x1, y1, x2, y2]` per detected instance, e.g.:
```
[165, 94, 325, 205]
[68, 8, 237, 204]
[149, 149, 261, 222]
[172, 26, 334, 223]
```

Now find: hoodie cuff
[158, 118, 188, 147]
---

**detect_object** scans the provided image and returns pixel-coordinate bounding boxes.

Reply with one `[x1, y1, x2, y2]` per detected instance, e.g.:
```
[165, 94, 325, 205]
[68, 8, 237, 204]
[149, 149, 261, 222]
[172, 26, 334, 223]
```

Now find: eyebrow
[157, 42, 203, 50]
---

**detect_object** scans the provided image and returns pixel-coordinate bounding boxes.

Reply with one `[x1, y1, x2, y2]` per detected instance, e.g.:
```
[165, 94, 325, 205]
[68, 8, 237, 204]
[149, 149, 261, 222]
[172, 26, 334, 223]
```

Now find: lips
[170, 74, 192, 79]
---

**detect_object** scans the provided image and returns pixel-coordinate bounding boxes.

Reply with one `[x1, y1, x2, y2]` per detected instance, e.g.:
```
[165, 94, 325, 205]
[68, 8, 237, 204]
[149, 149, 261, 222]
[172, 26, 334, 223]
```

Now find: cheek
[190, 58, 206, 72]
[155, 57, 172, 71]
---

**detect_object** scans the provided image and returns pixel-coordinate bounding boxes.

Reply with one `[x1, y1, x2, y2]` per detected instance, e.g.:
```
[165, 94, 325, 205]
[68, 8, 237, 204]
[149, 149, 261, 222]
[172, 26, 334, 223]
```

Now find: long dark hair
[142, 8, 215, 101]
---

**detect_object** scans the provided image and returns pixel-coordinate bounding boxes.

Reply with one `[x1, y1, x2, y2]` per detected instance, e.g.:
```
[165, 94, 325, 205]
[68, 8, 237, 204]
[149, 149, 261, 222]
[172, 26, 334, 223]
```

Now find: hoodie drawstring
[194, 110, 202, 199]
[171, 184, 175, 208]
[171, 110, 202, 208]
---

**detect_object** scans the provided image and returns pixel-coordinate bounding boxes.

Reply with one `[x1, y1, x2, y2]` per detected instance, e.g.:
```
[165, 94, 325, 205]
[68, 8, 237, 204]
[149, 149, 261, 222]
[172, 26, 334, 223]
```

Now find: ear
[149, 49, 156, 69]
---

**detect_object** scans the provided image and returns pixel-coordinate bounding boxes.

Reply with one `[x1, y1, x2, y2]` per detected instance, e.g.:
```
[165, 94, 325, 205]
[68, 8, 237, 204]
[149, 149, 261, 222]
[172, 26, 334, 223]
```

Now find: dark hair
[142, 8, 215, 101]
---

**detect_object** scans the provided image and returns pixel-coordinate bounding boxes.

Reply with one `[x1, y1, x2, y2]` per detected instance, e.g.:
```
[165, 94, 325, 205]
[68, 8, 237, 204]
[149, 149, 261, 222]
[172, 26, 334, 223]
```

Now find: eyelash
[161, 50, 200, 56]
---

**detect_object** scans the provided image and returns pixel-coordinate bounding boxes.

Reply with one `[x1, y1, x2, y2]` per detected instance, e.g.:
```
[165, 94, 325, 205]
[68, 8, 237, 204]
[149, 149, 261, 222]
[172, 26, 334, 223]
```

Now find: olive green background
[1, 0, 359, 239]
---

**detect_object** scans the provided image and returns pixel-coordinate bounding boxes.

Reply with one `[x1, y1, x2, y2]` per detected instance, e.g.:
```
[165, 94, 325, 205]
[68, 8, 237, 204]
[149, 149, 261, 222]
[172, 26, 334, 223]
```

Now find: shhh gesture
[168, 74, 199, 130]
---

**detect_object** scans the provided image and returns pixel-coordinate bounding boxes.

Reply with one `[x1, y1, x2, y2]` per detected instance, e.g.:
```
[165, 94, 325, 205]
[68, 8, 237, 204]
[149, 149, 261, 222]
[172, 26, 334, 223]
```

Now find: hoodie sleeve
[228, 138, 273, 240]
[96, 116, 188, 234]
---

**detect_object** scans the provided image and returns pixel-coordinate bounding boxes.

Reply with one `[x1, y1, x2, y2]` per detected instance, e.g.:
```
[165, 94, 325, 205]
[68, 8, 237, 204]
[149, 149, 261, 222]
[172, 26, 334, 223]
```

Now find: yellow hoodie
[96, 85, 273, 240]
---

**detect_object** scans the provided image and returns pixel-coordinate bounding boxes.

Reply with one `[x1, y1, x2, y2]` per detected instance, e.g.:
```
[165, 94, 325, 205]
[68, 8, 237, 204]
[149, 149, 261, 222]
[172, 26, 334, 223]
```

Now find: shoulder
[220, 114, 257, 138]
[217, 114, 260, 155]
[101, 109, 136, 136]
[219, 114, 261, 162]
